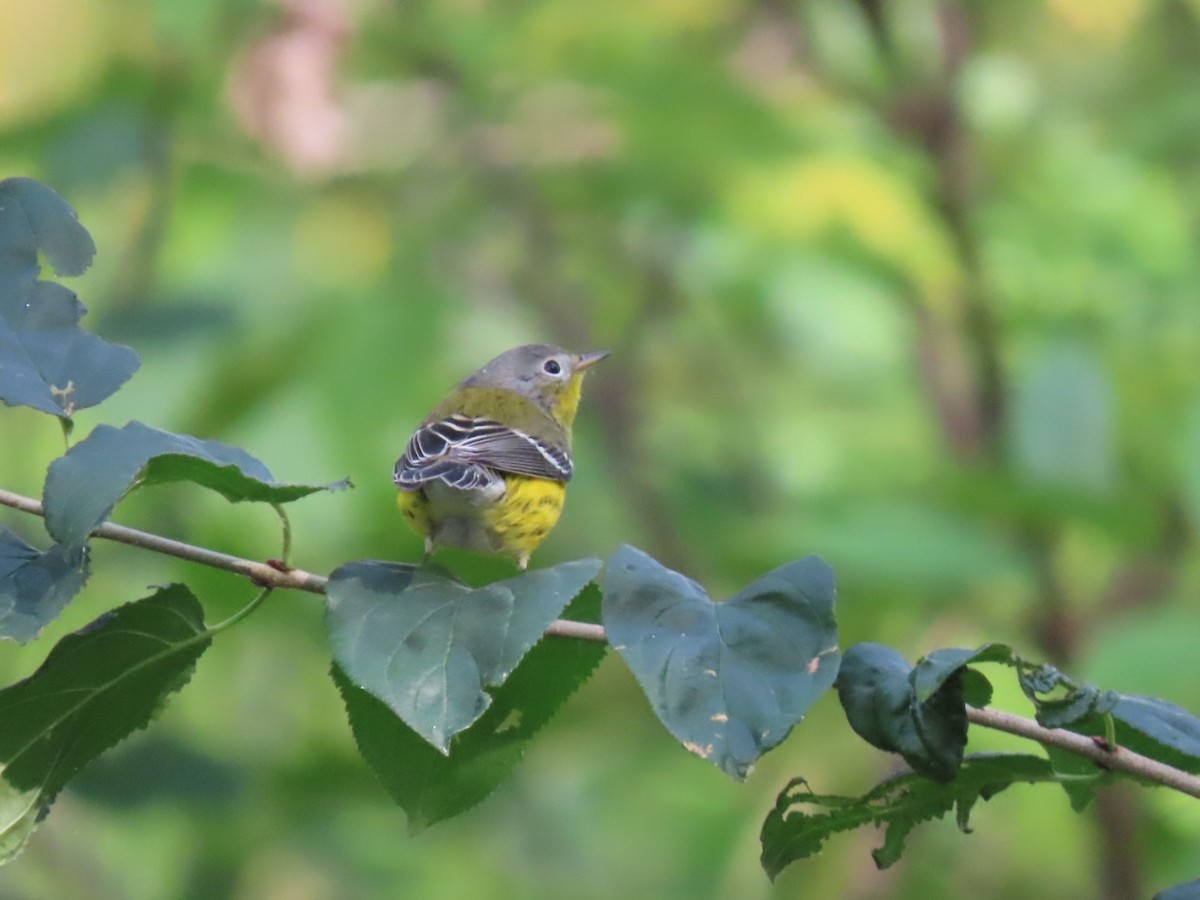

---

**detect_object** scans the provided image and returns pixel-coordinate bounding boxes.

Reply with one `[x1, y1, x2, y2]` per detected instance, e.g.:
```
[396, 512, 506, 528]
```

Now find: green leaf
[960, 668, 994, 709]
[1005, 653, 1200, 770]
[0, 584, 211, 863]
[1042, 742, 1109, 812]
[326, 558, 602, 753]
[332, 581, 607, 833]
[1008, 659, 1200, 802]
[760, 753, 1056, 879]
[0, 784, 41, 863]
[0, 178, 95, 279]
[0, 526, 89, 643]
[602, 545, 841, 780]
[910, 644, 1014, 703]
[1056, 695, 1200, 776]
[1154, 878, 1200, 900]
[835, 643, 967, 782]
[43, 421, 349, 559]
[1108, 695, 1200, 773]
[0, 177, 138, 418]
[1017, 663, 1118, 728]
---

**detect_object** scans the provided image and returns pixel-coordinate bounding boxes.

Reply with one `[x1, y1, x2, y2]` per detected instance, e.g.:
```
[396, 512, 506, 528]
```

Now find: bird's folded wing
[393, 413, 573, 490]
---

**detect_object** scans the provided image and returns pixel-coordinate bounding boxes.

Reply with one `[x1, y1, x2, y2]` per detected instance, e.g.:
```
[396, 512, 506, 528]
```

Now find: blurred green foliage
[2, 0, 1200, 897]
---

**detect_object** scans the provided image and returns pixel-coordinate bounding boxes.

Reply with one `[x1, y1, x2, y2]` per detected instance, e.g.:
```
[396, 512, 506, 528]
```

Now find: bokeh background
[2, 0, 1200, 897]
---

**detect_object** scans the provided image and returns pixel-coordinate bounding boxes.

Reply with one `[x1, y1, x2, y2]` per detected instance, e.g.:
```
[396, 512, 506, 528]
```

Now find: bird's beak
[573, 350, 611, 372]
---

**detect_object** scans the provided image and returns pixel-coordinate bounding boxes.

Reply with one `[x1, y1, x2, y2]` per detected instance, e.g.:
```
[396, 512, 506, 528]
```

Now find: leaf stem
[272, 503, 292, 566]
[1103, 711, 1118, 750]
[207, 585, 274, 634]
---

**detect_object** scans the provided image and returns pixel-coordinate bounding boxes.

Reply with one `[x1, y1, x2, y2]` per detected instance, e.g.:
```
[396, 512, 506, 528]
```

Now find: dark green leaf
[760, 754, 1056, 879]
[326, 558, 602, 753]
[837, 643, 920, 751]
[43, 421, 349, 558]
[0, 177, 95, 279]
[1059, 694, 1200, 776]
[1108, 695, 1200, 773]
[0, 584, 210, 863]
[602, 545, 840, 780]
[999, 652, 1200, 771]
[332, 582, 607, 832]
[1042, 743, 1109, 812]
[1017, 663, 1118, 728]
[1154, 878, 1200, 900]
[960, 668, 994, 709]
[1009, 660, 1200, 800]
[910, 644, 1015, 703]
[0, 177, 138, 418]
[835, 643, 966, 782]
[0, 526, 88, 643]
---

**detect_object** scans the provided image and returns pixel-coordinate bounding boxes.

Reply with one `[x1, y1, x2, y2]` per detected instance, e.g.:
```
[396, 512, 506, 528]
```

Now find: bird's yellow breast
[483, 475, 566, 559]
[397, 474, 566, 565]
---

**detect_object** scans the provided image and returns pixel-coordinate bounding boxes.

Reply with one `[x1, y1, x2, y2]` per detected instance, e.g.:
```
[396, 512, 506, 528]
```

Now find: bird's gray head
[463, 344, 608, 391]
[462, 343, 610, 416]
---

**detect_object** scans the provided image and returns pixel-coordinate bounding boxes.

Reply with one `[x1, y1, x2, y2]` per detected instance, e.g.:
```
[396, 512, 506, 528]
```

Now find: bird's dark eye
[543, 359, 562, 375]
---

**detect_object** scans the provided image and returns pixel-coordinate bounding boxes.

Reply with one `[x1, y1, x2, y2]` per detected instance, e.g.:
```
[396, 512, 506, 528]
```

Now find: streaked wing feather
[394, 414, 571, 491]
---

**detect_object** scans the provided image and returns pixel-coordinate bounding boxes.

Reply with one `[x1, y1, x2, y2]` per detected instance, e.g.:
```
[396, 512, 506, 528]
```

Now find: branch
[0, 487, 606, 643]
[4, 486, 1198, 799]
[967, 705, 1200, 800]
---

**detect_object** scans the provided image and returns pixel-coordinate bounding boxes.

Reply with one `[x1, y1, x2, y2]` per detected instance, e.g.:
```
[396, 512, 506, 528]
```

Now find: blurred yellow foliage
[292, 194, 393, 291]
[1048, 0, 1146, 41]
[517, 0, 731, 70]
[730, 154, 961, 316]
[0, 0, 106, 123]
[646, 0, 733, 31]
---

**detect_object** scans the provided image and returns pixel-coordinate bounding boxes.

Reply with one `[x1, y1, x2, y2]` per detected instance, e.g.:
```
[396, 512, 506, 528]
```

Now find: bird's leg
[423, 536, 434, 562]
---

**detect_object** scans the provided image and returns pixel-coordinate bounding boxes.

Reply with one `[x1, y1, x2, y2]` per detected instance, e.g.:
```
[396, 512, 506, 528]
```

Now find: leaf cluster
[763, 640, 1200, 887]
[1, 179, 1198, 900]
[0, 179, 844, 862]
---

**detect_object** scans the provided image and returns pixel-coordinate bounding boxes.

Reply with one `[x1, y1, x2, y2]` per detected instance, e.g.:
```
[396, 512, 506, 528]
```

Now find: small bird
[394, 343, 609, 569]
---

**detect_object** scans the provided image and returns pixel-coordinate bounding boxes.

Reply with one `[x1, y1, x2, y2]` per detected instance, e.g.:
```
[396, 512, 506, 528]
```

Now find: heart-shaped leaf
[44, 421, 350, 559]
[0, 177, 138, 418]
[331, 580, 607, 832]
[326, 558, 602, 753]
[601, 545, 840, 780]
[0, 526, 89, 643]
[0, 583, 210, 863]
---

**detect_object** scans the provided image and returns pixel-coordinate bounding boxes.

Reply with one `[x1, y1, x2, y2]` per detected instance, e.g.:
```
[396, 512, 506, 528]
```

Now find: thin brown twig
[967, 705, 1200, 800]
[0, 487, 606, 643]
[3, 486, 1198, 799]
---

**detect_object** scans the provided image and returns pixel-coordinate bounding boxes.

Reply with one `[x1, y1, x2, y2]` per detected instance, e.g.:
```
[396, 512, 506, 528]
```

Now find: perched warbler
[393, 343, 609, 569]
